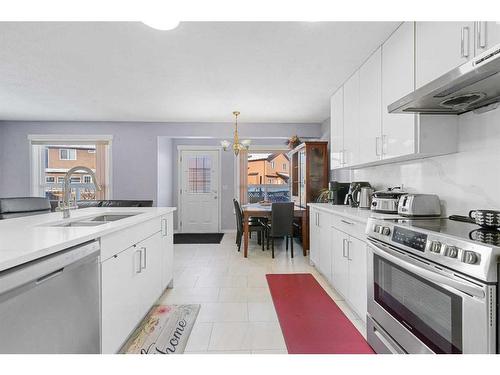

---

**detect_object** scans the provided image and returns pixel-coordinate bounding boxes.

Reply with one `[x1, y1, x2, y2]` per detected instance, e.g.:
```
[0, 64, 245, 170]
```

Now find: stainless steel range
[365, 217, 500, 354]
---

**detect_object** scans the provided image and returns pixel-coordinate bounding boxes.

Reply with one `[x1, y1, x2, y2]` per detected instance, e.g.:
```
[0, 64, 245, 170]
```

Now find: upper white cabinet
[343, 71, 360, 166]
[358, 47, 382, 164]
[381, 21, 416, 159]
[416, 22, 474, 89]
[330, 88, 344, 169]
[475, 22, 500, 55]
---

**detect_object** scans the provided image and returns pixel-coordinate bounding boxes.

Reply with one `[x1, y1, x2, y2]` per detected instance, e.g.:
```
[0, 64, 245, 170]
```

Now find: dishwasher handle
[0, 240, 100, 296]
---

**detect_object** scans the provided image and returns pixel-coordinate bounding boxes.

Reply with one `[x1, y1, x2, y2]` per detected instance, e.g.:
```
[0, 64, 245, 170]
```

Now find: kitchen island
[0, 207, 176, 354]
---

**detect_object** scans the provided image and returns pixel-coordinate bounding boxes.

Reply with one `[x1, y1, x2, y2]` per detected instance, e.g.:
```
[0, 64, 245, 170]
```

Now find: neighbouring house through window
[29, 136, 112, 202]
[245, 151, 290, 203]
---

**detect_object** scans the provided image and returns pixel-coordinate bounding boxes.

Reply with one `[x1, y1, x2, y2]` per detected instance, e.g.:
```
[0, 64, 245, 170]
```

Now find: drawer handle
[135, 250, 142, 273]
[341, 219, 354, 225]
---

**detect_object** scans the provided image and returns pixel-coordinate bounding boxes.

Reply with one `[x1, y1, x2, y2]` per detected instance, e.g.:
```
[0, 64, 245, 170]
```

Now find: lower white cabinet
[309, 208, 332, 283]
[331, 227, 367, 322]
[309, 207, 368, 323]
[100, 213, 174, 353]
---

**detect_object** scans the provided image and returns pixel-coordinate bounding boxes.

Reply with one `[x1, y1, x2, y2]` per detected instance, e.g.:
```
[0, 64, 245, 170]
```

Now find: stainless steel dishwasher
[0, 240, 100, 353]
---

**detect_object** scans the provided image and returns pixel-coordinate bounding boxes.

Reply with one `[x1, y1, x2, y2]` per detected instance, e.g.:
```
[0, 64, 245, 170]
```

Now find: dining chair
[262, 202, 294, 258]
[233, 199, 266, 252]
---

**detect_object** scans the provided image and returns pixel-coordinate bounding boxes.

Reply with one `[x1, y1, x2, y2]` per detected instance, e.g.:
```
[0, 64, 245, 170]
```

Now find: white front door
[179, 149, 220, 233]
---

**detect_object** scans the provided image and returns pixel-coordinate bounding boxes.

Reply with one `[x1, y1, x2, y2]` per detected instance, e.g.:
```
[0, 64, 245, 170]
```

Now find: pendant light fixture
[221, 111, 251, 156]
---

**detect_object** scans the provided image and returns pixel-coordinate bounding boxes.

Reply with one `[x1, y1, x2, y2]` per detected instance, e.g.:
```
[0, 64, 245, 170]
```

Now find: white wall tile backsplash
[333, 108, 500, 216]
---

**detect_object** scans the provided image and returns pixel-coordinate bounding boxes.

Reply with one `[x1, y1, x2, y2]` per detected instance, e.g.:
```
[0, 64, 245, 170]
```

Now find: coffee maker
[328, 181, 350, 205]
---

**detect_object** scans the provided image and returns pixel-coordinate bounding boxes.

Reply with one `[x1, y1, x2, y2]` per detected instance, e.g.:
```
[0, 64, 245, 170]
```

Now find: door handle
[141, 247, 147, 270]
[135, 249, 142, 273]
[477, 21, 487, 49]
[347, 240, 352, 261]
[161, 218, 167, 236]
[461, 26, 470, 58]
[342, 238, 347, 258]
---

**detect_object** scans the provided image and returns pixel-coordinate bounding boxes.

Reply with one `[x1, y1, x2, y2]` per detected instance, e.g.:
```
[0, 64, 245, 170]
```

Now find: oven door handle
[367, 240, 486, 299]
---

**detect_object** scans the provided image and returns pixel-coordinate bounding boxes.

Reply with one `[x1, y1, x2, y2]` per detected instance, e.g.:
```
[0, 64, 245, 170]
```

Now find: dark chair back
[233, 199, 243, 233]
[0, 197, 51, 220]
[270, 202, 294, 237]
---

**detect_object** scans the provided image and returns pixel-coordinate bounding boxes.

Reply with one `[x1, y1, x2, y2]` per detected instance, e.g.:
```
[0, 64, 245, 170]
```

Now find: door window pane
[188, 156, 211, 193]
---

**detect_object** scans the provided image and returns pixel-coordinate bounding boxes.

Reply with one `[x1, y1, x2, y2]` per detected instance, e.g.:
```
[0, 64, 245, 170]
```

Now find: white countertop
[0, 207, 176, 272]
[307, 203, 400, 223]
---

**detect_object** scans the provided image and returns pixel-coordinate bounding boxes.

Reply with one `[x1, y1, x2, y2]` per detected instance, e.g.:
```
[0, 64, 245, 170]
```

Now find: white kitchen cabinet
[475, 21, 500, 55]
[358, 47, 382, 164]
[317, 211, 332, 283]
[161, 214, 174, 289]
[331, 226, 349, 299]
[309, 208, 332, 282]
[346, 236, 367, 321]
[101, 243, 145, 353]
[343, 71, 360, 166]
[330, 88, 344, 169]
[381, 21, 416, 160]
[309, 208, 320, 266]
[331, 225, 367, 322]
[416, 22, 474, 89]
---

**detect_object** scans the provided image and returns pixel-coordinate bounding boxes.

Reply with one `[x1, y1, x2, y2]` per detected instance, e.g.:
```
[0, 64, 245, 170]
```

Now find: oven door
[366, 238, 496, 354]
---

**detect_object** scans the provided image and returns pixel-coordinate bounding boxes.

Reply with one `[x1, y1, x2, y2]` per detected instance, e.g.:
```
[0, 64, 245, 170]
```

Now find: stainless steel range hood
[388, 43, 500, 115]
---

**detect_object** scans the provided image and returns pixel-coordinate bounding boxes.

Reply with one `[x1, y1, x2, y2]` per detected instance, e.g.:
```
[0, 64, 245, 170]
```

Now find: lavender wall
[0, 120, 321, 229]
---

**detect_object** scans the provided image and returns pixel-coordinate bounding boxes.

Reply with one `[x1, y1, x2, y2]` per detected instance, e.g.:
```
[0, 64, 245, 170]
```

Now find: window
[188, 156, 211, 193]
[59, 148, 77, 160]
[29, 136, 112, 201]
[246, 151, 290, 203]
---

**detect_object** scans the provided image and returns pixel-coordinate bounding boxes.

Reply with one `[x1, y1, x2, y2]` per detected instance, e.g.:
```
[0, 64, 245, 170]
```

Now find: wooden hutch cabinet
[289, 141, 329, 251]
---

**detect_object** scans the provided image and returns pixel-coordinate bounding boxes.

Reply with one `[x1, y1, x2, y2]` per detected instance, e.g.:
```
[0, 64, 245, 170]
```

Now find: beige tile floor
[159, 232, 366, 354]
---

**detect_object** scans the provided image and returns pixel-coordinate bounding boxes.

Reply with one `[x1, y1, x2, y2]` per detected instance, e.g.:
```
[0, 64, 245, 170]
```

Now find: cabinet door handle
[478, 21, 487, 49]
[135, 249, 142, 273]
[347, 240, 352, 261]
[375, 137, 380, 157]
[162, 218, 167, 237]
[342, 238, 347, 258]
[381, 134, 387, 156]
[141, 247, 147, 270]
[461, 26, 470, 58]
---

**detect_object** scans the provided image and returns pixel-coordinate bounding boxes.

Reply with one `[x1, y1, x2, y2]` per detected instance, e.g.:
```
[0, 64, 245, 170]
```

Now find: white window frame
[45, 176, 55, 183]
[70, 176, 81, 183]
[83, 175, 92, 184]
[59, 148, 77, 160]
[28, 134, 113, 198]
[57, 177, 65, 183]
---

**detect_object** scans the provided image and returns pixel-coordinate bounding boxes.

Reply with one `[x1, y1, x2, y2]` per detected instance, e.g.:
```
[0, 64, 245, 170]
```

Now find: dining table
[241, 202, 308, 258]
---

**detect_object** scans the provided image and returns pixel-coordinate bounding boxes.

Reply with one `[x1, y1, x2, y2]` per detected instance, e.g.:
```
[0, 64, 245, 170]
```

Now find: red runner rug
[266, 273, 375, 354]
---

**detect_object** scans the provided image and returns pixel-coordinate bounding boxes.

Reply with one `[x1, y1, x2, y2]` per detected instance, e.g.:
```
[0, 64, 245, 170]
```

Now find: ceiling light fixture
[141, 19, 180, 31]
[221, 111, 251, 156]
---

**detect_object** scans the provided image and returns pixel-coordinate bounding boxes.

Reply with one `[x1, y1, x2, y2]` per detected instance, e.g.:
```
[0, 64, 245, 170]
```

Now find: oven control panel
[392, 226, 427, 252]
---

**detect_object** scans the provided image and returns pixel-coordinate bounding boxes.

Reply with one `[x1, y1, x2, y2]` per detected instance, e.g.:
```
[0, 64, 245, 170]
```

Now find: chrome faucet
[60, 166, 102, 219]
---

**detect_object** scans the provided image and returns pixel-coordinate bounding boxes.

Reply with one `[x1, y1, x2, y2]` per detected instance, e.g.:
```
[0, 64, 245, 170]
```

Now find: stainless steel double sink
[47, 214, 139, 227]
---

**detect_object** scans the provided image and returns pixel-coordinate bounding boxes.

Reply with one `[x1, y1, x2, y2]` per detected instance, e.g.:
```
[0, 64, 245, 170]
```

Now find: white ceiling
[0, 22, 400, 123]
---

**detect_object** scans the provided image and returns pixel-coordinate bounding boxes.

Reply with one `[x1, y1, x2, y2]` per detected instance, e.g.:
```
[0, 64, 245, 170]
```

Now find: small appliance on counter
[344, 182, 371, 208]
[370, 186, 406, 213]
[397, 194, 441, 217]
[358, 187, 374, 209]
[327, 181, 350, 205]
